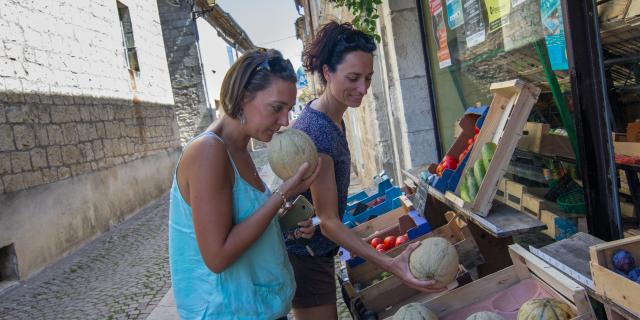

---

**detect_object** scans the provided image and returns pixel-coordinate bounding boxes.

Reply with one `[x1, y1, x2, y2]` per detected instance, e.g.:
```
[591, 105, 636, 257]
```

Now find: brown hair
[302, 21, 376, 84]
[220, 48, 296, 118]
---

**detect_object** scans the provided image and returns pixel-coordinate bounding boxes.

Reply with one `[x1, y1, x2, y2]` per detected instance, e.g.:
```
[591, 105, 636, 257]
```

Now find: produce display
[517, 298, 576, 320]
[465, 311, 504, 320]
[460, 142, 497, 202]
[611, 249, 640, 282]
[392, 303, 438, 320]
[408, 237, 459, 288]
[369, 234, 409, 253]
[267, 128, 318, 180]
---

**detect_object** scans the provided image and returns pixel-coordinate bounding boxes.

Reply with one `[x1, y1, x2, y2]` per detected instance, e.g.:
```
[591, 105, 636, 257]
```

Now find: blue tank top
[169, 131, 295, 320]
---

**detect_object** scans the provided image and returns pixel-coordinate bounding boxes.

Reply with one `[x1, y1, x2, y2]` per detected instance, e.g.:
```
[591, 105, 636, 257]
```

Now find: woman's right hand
[279, 158, 322, 198]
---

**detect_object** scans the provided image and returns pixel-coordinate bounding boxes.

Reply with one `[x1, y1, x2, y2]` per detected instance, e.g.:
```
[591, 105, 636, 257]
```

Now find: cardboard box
[539, 133, 575, 159]
[614, 141, 640, 157]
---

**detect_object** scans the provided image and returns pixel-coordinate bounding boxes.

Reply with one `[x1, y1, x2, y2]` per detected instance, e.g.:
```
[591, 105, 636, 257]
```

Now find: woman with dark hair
[287, 22, 442, 319]
[169, 48, 321, 319]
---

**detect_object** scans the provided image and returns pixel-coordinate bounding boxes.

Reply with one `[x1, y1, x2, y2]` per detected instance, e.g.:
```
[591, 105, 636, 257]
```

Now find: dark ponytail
[302, 21, 376, 84]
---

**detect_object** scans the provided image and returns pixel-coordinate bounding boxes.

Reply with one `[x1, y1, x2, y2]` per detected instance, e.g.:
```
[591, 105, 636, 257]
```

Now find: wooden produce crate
[517, 122, 549, 153]
[540, 209, 586, 241]
[448, 79, 541, 216]
[590, 235, 640, 317]
[351, 195, 413, 239]
[381, 244, 595, 319]
[344, 212, 484, 317]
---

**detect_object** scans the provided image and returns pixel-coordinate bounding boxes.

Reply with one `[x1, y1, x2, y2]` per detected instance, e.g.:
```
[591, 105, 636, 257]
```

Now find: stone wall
[0, 0, 173, 104]
[0, 93, 179, 195]
[157, 1, 212, 144]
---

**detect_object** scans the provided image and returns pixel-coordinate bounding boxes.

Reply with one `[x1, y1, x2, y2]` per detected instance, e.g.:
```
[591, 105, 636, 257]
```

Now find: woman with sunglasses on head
[169, 48, 321, 320]
[286, 22, 442, 319]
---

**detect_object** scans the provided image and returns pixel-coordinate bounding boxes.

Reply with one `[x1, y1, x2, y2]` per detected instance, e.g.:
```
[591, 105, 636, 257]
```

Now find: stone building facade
[295, 0, 439, 186]
[0, 0, 180, 281]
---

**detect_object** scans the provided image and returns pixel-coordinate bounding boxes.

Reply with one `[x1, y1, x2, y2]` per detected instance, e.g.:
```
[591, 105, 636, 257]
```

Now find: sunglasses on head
[253, 48, 294, 74]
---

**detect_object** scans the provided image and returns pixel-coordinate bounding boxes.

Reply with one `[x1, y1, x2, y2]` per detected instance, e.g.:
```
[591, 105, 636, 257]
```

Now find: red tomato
[474, 127, 480, 134]
[443, 155, 455, 162]
[383, 236, 397, 249]
[436, 164, 444, 176]
[395, 235, 409, 247]
[370, 237, 383, 248]
[468, 138, 474, 145]
[375, 243, 387, 253]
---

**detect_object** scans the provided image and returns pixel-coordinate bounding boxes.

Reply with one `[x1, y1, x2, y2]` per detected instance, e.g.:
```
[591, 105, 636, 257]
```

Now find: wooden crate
[590, 235, 640, 317]
[351, 195, 412, 239]
[505, 180, 526, 211]
[381, 244, 595, 319]
[540, 210, 586, 241]
[522, 193, 545, 219]
[494, 178, 507, 203]
[518, 122, 549, 152]
[449, 79, 541, 216]
[345, 212, 484, 316]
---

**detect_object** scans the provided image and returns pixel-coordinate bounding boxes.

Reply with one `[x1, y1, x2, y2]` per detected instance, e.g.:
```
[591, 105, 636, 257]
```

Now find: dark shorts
[287, 252, 337, 308]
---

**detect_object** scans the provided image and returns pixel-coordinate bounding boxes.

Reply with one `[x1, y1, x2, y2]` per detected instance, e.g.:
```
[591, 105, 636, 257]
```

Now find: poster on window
[446, 0, 465, 29]
[502, 0, 543, 52]
[462, 0, 486, 48]
[512, 0, 527, 7]
[540, 0, 568, 70]
[484, 0, 511, 33]
[430, 0, 452, 68]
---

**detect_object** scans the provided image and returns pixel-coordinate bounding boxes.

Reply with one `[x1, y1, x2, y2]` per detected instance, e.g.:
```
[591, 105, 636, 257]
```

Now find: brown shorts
[288, 252, 337, 308]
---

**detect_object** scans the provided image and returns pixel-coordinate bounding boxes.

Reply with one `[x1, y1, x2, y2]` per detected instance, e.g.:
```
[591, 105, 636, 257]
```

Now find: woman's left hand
[295, 219, 315, 239]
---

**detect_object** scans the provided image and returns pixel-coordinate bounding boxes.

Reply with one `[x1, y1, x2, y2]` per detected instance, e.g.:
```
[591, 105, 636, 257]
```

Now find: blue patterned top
[286, 103, 351, 257]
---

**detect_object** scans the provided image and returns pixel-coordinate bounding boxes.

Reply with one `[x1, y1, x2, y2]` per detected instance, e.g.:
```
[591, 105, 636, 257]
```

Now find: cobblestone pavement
[0, 194, 171, 320]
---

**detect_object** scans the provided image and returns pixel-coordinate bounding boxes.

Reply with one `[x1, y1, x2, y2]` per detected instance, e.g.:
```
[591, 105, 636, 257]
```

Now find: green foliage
[331, 0, 383, 42]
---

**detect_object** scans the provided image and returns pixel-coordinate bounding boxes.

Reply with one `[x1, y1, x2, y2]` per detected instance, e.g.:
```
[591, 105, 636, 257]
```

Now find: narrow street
[0, 195, 171, 320]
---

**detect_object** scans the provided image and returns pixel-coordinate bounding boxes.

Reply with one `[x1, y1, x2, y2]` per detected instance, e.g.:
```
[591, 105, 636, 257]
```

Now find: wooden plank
[538, 233, 604, 283]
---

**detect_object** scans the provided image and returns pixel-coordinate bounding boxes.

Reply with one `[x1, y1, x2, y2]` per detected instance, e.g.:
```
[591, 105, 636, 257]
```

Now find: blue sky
[216, 0, 304, 70]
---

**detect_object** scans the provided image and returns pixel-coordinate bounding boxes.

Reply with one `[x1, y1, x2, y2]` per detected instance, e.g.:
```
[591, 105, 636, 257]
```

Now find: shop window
[117, 2, 140, 72]
[0, 243, 19, 283]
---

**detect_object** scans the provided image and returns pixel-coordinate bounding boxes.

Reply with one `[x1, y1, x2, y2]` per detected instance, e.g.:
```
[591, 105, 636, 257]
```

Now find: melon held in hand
[267, 128, 318, 180]
[408, 237, 459, 288]
[466, 311, 504, 320]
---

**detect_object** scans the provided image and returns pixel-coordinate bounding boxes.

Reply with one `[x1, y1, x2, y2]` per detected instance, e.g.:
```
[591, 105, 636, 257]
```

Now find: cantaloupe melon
[267, 128, 318, 180]
[465, 311, 504, 320]
[408, 237, 459, 288]
[392, 303, 438, 320]
[517, 298, 576, 320]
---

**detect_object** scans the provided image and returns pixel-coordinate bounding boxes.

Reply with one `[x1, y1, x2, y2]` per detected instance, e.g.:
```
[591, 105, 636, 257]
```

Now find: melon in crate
[267, 128, 318, 180]
[466, 311, 504, 320]
[392, 303, 438, 320]
[517, 298, 576, 320]
[408, 237, 459, 288]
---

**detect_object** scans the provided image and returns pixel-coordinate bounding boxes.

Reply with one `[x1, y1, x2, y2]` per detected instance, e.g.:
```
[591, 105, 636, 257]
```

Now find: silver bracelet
[274, 187, 291, 210]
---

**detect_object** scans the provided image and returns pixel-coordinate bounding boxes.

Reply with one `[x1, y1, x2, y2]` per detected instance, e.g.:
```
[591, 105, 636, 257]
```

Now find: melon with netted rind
[392, 303, 438, 320]
[465, 311, 505, 320]
[408, 237, 459, 288]
[517, 298, 576, 320]
[267, 128, 318, 180]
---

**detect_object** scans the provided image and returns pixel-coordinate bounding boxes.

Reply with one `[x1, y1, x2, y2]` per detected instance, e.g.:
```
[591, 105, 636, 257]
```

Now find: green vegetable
[473, 160, 486, 187]
[460, 177, 471, 202]
[481, 142, 497, 170]
[466, 170, 478, 200]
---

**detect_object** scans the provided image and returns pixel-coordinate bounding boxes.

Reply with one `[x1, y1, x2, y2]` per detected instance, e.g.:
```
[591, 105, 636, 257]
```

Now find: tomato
[436, 164, 444, 176]
[468, 138, 474, 146]
[395, 235, 409, 247]
[443, 155, 455, 162]
[370, 237, 383, 248]
[384, 236, 396, 249]
[474, 127, 480, 134]
[375, 243, 387, 253]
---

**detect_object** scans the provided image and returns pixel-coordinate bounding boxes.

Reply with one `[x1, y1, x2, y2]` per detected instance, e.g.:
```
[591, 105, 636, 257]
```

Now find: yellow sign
[485, 0, 511, 32]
